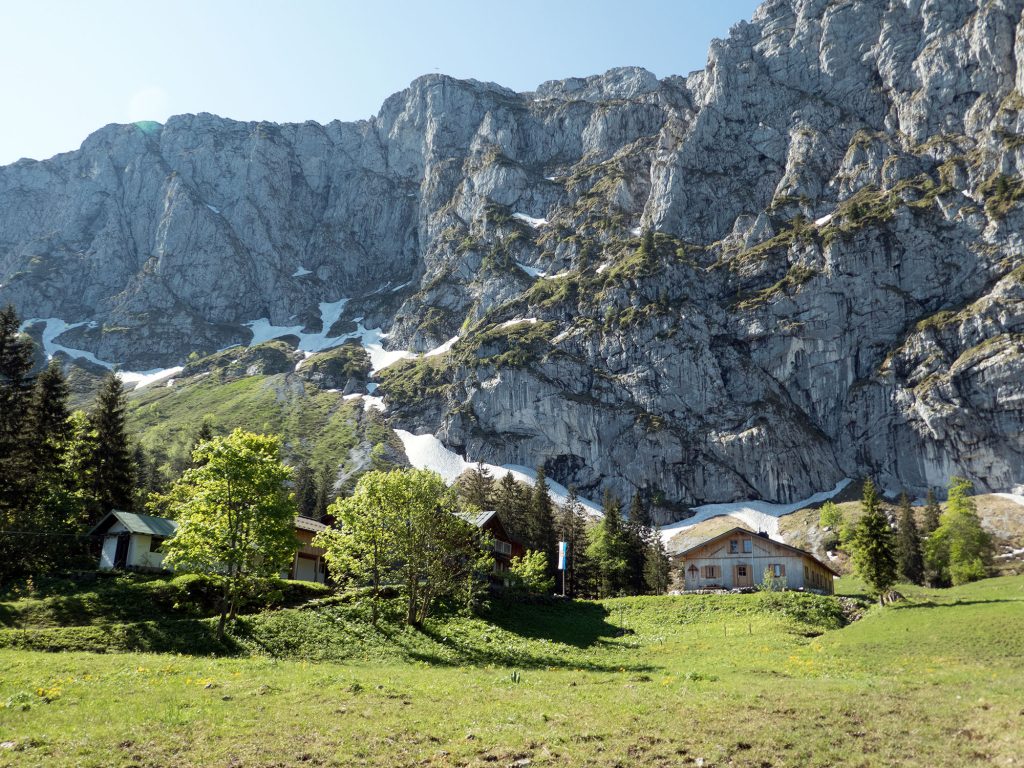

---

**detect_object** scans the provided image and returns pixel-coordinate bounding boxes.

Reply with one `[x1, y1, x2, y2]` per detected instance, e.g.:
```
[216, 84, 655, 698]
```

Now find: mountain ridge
[3, 0, 1024, 520]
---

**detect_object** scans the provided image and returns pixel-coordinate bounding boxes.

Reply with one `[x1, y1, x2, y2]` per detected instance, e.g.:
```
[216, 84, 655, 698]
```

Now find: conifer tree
[0, 306, 34, 511]
[921, 487, 941, 536]
[895, 491, 924, 585]
[86, 373, 134, 517]
[527, 466, 557, 573]
[458, 462, 496, 511]
[557, 486, 590, 597]
[849, 478, 898, 605]
[293, 460, 318, 519]
[625, 494, 650, 592]
[493, 472, 529, 542]
[314, 464, 335, 520]
[586, 489, 630, 597]
[643, 534, 672, 594]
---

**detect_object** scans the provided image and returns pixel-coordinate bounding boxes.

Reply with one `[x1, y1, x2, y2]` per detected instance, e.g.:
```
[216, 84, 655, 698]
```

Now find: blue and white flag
[557, 541, 568, 570]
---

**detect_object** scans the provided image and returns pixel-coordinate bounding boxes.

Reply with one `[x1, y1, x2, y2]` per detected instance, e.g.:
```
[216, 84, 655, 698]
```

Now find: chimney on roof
[757, 531, 770, 538]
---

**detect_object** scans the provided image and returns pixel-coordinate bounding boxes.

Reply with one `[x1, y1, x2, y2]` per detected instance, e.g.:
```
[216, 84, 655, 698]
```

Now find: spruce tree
[586, 490, 630, 597]
[895, 491, 924, 585]
[493, 472, 529, 542]
[459, 462, 495, 511]
[527, 466, 557, 574]
[557, 486, 590, 597]
[625, 494, 650, 593]
[293, 461, 318, 519]
[643, 534, 672, 594]
[849, 478, 898, 605]
[86, 373, 134, 517]
[314, 464, 335, 521]
[0, 306, 34, 510]
[922, 487, 941, 535]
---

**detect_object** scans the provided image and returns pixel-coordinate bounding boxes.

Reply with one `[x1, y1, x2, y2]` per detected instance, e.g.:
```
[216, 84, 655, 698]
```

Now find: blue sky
[1, 1, 761, 165]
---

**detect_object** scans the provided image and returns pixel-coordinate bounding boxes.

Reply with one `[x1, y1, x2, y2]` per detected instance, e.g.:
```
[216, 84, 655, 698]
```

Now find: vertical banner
[557, 540, 568, 570]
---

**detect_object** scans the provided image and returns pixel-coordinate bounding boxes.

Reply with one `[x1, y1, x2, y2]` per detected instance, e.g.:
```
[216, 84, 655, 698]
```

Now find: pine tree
[86, 373, 134, 517]
[922, 488, 941, 535]
[314, 464, 335, 521]
[557, 486, 590, 597]
[493, 472, 530, 543]
[0, 306, 34, 511]
[895, 491, 924, 585]
[527, 466, 557, 574]
[624, 494, 650, 593]
[458, 462, 495, 511]
[293, 461, 318, 519]
[642, 534, 672, 594]
[849, 478, 898, 604]
[586, 490, 630, 597]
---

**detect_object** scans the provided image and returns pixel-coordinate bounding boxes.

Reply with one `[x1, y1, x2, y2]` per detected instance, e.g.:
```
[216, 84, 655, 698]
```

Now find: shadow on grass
[889, 597, 1022, 610]
[485, 600, 619, 648]
[0, 617, 241, 656]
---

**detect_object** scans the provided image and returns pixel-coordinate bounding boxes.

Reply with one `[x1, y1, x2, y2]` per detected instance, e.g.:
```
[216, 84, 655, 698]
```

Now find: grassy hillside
[127, 367, 404, 485]
[1, 575, 1022, 766]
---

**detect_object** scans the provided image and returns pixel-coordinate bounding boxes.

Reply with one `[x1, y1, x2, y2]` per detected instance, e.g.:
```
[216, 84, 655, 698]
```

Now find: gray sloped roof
[456, 510, 497, 528]
[90, 510, 179, 537]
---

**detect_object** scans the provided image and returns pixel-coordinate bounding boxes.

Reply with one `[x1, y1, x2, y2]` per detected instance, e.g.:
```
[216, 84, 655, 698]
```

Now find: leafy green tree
[895, 492, 925, 585]
[85, 374, 134, 518]
[314, 470, 399, 625]
[162, 429, 298, 639]
[508, 549, 555, 596]
[317, 469, 490, 626]
[849, 478, 898, 604]
[925, 477, 992, 587]
[586, 490, 630, 597]
[818, 500, 842, 531]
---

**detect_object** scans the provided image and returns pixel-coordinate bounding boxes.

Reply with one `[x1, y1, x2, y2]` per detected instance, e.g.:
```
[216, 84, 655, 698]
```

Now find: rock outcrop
[3, 0, 1024, 519]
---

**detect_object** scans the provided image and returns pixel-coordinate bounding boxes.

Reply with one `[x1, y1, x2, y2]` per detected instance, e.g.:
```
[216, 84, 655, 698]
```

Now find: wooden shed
[674, 527, 839, 594]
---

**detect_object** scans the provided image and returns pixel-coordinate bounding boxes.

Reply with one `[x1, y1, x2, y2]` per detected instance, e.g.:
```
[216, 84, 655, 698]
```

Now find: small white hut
[91, 510, 178, 572]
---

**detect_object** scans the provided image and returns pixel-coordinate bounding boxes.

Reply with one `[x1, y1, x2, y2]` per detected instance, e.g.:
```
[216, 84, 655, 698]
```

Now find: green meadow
[0, 575, 1022, 767]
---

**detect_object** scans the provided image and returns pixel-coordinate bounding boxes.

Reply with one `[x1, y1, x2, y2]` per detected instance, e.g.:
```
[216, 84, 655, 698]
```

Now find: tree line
[823, 476, 994, 603]
[455, 462, 671, 598]
[0, 307, 137, 585]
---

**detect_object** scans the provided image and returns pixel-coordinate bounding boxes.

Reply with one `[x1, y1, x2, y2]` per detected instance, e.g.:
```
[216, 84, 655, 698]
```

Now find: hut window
[804, 565, 809, 580]
[742, 539, 752, 553]
[729, 540, 739, 553]
[771, 564, 785, 578]
[737, 565, 747, 577]
[701, 565, 720, 579]
[150, 537, 165, 553]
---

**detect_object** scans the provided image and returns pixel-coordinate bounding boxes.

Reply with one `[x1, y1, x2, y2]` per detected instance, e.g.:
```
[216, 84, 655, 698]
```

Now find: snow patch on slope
[512, 212, 547, 228]
[395, 430, 602, 516]
[658, 479, 852, 547]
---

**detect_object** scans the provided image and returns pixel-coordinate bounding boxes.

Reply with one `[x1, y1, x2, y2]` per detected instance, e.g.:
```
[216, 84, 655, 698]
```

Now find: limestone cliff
[2, 0, 1024, 519]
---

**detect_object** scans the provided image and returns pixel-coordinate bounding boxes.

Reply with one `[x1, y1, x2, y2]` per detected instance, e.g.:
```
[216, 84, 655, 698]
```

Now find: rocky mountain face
[3, 0, 1024, 521]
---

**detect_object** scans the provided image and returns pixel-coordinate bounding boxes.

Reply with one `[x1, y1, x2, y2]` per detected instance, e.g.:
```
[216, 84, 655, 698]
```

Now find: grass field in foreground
[0, 577, 1022, 767]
